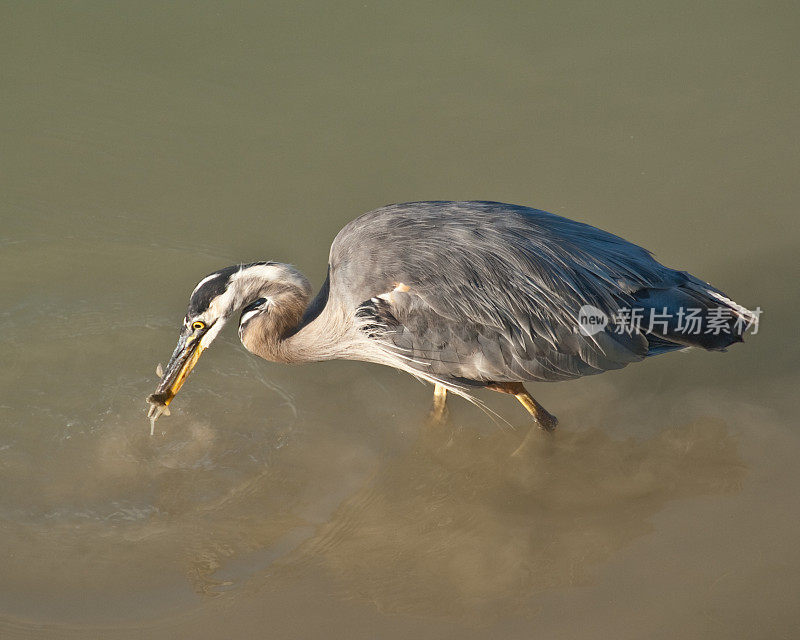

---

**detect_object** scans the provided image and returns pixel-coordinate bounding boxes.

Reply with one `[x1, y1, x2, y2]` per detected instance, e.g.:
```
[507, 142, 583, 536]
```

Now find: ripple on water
[0, 240, 318, 621]
[0, 239, 755, 627]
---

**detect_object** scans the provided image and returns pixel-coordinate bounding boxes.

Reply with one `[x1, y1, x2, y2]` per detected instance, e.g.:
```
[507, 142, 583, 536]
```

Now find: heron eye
[192, 321, 205, 331]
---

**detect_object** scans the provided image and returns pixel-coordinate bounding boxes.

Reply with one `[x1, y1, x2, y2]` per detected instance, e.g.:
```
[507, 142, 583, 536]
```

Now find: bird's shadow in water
[273, 415, 746, 620]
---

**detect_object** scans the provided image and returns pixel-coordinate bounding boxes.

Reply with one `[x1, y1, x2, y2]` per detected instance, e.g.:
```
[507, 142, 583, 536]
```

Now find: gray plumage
[321, 201, 752, 388]
[148, 200, 756, 424]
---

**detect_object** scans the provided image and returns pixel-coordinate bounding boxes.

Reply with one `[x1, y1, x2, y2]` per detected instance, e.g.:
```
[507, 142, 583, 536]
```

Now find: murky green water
[1, 2, 798, 638]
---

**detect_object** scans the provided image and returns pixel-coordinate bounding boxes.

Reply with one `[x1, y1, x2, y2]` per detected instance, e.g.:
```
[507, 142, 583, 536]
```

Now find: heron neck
[245, 270, 352, 364]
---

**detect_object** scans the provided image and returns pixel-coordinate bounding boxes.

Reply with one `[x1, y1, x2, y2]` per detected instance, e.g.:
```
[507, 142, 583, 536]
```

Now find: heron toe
[533, 408, 558, 432]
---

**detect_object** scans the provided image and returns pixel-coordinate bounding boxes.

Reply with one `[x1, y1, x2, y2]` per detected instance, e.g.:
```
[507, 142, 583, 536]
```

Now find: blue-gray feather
[326, 201, 751, 385]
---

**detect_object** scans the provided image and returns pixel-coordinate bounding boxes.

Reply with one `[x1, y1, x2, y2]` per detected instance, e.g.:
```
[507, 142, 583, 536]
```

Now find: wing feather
[335, 201, 750, 384]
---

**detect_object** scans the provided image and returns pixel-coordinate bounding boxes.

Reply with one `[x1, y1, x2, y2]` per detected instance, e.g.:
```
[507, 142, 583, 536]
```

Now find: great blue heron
[147, 201, 756, 432]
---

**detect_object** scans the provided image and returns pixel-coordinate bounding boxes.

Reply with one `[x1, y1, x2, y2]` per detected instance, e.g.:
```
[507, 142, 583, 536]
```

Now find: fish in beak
[146, 322, 209, 434]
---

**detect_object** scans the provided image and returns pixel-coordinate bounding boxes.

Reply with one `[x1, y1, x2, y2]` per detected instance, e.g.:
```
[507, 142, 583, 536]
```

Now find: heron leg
[427, 384, 449, 425]
[486, 382, 558, 431]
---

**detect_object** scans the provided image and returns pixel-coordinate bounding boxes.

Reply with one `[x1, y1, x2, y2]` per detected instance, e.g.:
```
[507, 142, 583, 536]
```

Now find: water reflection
[276, 417, 746, 620]
[1, 376, 747, 626]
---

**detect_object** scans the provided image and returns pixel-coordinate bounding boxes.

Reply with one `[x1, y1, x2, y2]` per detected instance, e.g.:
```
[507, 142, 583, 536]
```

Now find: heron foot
[486, 381, 558, 431]
[426, 384, 449, 425]
[523, 400, 558, 431]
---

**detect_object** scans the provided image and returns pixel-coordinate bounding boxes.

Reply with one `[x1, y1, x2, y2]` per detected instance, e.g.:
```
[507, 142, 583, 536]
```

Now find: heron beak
[146, 330, 206, 420]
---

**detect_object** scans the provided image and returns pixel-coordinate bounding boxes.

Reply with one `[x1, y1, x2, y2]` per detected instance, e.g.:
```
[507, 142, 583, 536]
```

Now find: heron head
[146, 262, 310, 422]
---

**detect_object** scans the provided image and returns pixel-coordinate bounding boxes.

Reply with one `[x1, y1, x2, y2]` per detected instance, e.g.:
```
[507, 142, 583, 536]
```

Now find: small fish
[146, 398, 170, 436]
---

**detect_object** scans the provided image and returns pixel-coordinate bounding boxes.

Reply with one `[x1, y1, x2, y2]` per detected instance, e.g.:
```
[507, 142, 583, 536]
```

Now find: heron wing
[333, 201, 752, 384]
[355, 288, 647, 384]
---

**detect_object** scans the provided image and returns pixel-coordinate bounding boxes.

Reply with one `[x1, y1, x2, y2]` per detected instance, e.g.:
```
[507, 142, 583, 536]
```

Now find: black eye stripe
[188, 273, 232, 315]
[187, 262, 277, 317]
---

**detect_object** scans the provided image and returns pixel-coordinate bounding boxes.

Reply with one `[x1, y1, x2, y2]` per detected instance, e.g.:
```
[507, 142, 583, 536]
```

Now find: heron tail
[631, 275, 757, 354]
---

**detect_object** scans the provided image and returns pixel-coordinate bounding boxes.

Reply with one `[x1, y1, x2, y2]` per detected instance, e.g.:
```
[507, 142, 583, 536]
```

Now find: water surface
[1, 2, 798, 638]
